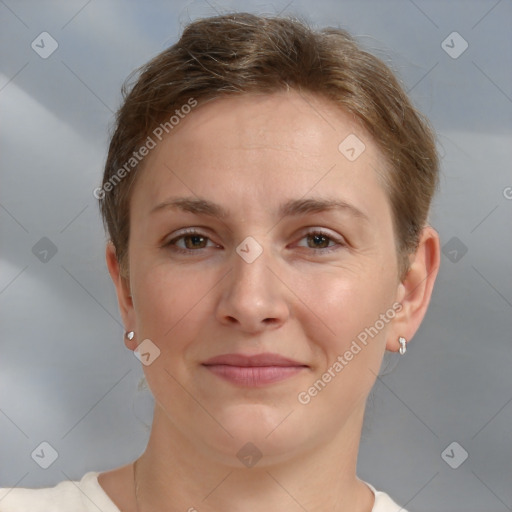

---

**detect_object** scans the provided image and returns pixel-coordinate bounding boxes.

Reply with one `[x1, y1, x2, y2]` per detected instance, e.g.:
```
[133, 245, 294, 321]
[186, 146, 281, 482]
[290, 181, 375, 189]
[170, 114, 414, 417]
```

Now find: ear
[105, 241, 137, 350]
[386, 225, 440, 352]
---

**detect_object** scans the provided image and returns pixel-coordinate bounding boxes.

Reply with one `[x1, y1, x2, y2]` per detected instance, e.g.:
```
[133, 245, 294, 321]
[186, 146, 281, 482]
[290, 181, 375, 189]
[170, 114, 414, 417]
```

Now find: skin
[101, 90, 440, 512]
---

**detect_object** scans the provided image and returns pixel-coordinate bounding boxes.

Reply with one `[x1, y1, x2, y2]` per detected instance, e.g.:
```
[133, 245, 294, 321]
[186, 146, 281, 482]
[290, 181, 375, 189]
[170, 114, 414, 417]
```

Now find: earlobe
[386, 226, 440, 352]
[124, 330, 137, 351]
[105, 242, 136, 346]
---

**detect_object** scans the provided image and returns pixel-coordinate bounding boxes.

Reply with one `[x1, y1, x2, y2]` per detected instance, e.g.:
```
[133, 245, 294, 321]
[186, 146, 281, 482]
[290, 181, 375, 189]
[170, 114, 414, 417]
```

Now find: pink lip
[202, 353, 308, 387]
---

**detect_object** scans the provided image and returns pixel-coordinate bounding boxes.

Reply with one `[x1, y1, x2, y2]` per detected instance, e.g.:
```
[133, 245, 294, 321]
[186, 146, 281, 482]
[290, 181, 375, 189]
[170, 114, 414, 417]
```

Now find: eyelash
[164, 228, 345, 255]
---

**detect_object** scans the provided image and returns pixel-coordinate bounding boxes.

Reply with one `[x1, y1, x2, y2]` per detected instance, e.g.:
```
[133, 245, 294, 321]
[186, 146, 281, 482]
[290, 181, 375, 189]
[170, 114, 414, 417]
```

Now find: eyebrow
[150, 196, 369, 222]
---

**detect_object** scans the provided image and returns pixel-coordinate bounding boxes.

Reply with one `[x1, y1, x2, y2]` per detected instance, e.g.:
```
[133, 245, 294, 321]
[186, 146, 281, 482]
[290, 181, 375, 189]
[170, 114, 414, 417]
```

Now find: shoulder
[366, 481, 409, 512]
[0, 472, 120, 512]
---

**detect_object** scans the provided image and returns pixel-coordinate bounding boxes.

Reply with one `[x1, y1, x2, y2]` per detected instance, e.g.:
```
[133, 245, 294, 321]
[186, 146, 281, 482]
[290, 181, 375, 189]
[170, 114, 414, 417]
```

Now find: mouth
[201, 353, 308, 387]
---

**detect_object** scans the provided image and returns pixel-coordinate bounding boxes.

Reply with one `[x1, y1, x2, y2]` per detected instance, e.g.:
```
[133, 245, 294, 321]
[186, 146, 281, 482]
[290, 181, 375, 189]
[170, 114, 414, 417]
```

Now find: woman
[0, 12, 440, 512]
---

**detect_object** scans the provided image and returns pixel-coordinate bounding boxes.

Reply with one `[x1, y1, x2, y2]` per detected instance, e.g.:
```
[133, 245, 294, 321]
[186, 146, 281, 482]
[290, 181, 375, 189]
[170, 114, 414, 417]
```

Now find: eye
[295, 230, 345, 253]
[165, 229, 219, 253]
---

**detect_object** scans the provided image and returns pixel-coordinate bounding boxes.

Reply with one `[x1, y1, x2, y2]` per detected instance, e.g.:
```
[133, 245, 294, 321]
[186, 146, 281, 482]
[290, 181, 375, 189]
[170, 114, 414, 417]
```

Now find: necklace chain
[133, 458, 141, 512]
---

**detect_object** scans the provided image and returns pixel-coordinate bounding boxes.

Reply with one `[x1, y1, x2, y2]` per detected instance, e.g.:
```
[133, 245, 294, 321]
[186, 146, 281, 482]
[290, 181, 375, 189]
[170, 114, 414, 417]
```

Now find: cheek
[131, 261, 216, 345]
[130, 264, 219, 403]
[294, 269, 396, 414]
[297, 265, 396, 360]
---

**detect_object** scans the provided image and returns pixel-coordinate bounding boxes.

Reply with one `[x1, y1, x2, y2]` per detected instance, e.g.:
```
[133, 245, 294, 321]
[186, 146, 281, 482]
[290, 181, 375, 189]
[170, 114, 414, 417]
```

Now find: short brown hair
[99, 12, 439, 279]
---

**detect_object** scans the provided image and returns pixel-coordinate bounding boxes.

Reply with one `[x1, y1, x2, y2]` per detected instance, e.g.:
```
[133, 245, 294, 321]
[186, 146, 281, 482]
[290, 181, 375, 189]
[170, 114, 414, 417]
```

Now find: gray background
[0, 1, 511, 511]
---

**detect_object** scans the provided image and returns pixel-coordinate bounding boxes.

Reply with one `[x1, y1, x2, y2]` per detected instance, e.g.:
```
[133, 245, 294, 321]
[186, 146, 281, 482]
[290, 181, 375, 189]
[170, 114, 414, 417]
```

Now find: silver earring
[125, 331, 135, 341]
[398, 336, 407, 355]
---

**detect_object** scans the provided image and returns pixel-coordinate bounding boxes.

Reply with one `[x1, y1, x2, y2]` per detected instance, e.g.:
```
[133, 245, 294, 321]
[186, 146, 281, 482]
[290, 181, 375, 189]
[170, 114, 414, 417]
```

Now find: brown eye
[183, 234, 208, 249]
[307, 233, 332, 249]
[166, 230, 218, 253]
[295, 229, 345, 254]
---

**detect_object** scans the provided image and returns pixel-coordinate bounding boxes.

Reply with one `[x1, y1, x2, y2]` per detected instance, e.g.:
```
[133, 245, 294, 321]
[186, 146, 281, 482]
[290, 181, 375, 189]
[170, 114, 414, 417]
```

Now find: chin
[196, 402, 316, 466]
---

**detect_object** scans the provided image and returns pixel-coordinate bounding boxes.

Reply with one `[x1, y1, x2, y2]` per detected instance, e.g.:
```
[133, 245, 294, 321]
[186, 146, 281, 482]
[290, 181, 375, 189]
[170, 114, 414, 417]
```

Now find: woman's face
[122, 91, 406, 463]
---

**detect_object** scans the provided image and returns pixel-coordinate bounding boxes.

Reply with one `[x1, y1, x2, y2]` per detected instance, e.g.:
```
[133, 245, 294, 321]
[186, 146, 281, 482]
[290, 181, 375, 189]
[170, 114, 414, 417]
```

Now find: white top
[0, 472, 408, 511]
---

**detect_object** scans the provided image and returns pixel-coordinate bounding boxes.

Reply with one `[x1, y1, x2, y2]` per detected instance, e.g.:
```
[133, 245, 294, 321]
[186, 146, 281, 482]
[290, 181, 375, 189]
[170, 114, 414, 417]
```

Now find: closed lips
[201, 353, 309, 387]
[202, 353, 307, 367]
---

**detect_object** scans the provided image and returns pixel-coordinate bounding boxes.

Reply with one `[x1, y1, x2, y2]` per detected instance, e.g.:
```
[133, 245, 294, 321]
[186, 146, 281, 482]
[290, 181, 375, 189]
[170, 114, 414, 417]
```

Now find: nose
[214, 244, 290, 333]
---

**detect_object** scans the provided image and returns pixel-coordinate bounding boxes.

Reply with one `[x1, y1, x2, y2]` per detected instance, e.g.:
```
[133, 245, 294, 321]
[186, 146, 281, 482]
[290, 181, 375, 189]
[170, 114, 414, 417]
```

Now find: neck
[133, 404, 374, 512]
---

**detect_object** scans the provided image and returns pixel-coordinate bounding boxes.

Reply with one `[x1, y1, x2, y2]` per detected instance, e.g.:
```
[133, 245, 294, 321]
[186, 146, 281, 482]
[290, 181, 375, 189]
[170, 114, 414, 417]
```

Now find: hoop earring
[398, 336, 407, 355]
[125, 331, 135, 341]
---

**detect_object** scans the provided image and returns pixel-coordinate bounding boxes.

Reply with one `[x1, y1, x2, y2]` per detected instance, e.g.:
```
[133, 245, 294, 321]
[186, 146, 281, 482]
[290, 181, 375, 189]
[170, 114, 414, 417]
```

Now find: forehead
[165, 91, 367, 160]
[130, 90, 391, 222]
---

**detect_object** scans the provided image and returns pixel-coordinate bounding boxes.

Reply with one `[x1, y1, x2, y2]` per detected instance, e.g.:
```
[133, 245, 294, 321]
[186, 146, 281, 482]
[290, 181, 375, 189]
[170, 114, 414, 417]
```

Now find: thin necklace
[133, 458, 141, 512]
